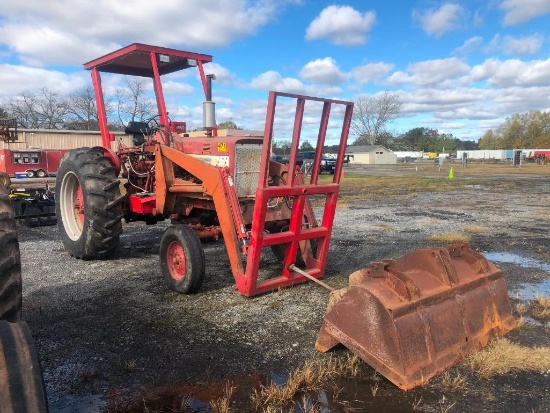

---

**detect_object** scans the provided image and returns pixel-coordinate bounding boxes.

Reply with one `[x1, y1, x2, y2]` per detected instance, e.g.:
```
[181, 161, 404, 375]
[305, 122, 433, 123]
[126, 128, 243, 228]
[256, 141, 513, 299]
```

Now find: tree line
[478, 111, 550, 149]
[2, 83, 548, 152]
[0, 79, 156, 131]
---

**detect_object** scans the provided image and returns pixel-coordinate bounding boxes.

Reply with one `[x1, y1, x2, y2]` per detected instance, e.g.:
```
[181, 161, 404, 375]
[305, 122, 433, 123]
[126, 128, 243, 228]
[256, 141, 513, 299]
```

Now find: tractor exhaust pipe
[203, 74, 216, 134]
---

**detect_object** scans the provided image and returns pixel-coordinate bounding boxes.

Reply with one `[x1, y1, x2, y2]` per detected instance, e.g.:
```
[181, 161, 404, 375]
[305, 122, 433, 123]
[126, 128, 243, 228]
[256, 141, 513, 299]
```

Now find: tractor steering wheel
[146, 114, 172, 131]
[147, 115, 161, 130]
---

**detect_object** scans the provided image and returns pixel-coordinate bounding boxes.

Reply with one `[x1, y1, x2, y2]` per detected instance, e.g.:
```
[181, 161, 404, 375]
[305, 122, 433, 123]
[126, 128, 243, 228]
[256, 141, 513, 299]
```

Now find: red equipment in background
[0, 149, 68, 178]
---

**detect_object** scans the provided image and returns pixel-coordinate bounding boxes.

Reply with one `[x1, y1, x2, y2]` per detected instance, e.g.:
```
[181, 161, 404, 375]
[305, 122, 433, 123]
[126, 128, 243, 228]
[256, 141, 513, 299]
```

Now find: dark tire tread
[56, 148, 123, 260]
[0, 321, 49, 413]
[160, 225, 205, 294]
[0, 186, 22, 323]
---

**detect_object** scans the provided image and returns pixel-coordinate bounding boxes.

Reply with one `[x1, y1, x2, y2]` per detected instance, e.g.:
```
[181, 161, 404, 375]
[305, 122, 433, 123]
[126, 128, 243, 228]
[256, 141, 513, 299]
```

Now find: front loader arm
[155, 144, 246, 281]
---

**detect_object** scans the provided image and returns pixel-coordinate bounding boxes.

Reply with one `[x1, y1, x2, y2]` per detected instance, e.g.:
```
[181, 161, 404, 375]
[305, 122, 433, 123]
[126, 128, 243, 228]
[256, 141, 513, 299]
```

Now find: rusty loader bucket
[315, 243, 516, 390]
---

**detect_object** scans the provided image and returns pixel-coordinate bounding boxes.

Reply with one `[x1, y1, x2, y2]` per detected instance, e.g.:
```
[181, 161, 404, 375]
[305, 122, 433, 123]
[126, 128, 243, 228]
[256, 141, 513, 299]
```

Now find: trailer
[0, 148, 69, 178]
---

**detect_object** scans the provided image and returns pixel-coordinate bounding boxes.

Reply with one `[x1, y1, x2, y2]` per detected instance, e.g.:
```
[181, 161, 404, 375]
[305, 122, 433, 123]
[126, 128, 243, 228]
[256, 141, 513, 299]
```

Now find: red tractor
[56, 43, 352, 296]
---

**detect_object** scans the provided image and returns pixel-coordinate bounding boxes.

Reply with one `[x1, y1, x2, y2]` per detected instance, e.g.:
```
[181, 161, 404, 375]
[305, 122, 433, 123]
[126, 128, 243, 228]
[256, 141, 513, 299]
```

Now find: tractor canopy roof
[83, 43, 212, 77]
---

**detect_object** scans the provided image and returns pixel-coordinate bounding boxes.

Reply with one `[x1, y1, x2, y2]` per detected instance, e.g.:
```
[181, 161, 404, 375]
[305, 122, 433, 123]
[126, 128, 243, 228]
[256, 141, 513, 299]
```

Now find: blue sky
[0, 0, 549, 145]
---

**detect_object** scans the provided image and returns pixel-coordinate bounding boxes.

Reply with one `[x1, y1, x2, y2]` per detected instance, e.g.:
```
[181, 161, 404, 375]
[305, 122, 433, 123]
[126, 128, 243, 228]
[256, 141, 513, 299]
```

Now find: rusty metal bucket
[315, 243, 516, 390]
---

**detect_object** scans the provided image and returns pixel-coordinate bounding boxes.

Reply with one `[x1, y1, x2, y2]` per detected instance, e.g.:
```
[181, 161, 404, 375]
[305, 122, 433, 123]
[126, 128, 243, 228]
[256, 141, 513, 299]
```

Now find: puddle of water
[513, 280, 550, 301]
[483, 252, 550, 300]
[484, 252, 550, 273]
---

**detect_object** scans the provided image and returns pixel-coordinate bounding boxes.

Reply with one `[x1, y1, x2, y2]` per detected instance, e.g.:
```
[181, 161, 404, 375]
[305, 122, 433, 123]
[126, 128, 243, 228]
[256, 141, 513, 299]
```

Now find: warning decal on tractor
[217, 142, 227, 152]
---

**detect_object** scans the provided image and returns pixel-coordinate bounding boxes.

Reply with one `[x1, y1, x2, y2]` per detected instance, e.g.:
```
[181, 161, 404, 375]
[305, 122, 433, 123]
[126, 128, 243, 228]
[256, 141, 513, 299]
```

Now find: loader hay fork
[238, 92, 353, 296]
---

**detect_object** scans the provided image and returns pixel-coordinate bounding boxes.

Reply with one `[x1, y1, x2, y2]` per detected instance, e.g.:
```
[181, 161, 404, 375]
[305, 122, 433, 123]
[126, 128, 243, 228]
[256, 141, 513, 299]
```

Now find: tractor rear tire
[0, 321, 49, 413]
[0, 184, 48, 412]
[0, 183, 21, 322]
[160, 225, 205, 294]
[56, 148, 123, 260]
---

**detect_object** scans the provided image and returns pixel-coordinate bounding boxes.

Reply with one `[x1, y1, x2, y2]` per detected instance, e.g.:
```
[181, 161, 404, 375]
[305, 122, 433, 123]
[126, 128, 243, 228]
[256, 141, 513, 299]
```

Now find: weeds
[429, 233, 470, 243]
[252, 354, 364, 410]
[515, 302, 528, 316]
[440, 371, 466, 390]
[466, 338, 550, 377]
[532, 294, 550, 324]
[516, 315, 525, 328]
[438, 395, 456, 413]
[370, 383, 379, 396]
[412, 396, 425, 411]
[535, 294, 550, 310]
[210, 381, 236, 413]
[463, 225, 489, 234]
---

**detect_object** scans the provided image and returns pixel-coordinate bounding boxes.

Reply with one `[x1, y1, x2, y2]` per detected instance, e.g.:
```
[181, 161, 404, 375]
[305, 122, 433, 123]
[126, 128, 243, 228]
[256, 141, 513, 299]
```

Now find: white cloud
[487, 33, 544, 56]
[299, 58, 345, 85]
[251, 71, 308, 94]
[500, 0, 550, 26]
[502, 34, 544, 55]
[162, 81, 194, 96]
[453, 36, 483, 56]
[386, 58, 470, 87]
[0, 65, 87, 98]
[202, 63, 235, 86]
[413, 3, 466, 38]
[305, 5, 376, 46]
[250, 70, 342, 96]
[464, 57, 550, 87]
[473, 10, 484, 27]
[350, 62, 394, 85]
[0, 0, 296, 66]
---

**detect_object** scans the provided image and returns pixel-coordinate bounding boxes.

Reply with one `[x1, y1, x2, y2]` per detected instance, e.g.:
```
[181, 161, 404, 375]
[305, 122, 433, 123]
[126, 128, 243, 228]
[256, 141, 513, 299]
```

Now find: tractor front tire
[56, 148, 123, 260]
[0, 183, 21, 322]
[160, 225, 205, 294]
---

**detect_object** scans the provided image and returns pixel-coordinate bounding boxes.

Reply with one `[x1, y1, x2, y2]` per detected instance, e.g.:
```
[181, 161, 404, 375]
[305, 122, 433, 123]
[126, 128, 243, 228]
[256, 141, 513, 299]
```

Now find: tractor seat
[125, 121, 150, 146]
[124, 121, 150, 136]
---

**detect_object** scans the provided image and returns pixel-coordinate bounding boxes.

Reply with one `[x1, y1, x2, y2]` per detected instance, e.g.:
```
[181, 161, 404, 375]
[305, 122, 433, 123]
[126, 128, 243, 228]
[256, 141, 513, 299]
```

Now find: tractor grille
[234, 144, 262, 198]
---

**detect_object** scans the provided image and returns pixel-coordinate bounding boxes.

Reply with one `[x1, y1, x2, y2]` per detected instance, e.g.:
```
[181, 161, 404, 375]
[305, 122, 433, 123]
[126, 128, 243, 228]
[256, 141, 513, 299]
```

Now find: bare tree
[9, 88, 68, 129]
[65, 86, 100, 130]
[35, 87, 68, 129]
[351, 91, 402, 146]
[116, 77, 156, 127]
[9, 91, 40, 128]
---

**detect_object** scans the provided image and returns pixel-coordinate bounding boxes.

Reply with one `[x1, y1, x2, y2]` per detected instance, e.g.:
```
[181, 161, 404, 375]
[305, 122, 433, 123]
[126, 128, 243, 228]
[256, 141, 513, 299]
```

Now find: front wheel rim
[167, 241, 186, 281]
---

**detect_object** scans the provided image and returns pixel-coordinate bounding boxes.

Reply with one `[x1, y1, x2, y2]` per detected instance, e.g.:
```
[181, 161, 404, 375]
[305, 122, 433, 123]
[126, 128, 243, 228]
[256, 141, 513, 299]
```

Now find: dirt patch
[16, 165, 550, 412]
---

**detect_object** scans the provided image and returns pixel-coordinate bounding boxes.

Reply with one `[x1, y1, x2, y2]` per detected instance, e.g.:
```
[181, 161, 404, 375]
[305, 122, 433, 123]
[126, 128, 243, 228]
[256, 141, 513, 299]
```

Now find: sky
[0, 0, 549, 146]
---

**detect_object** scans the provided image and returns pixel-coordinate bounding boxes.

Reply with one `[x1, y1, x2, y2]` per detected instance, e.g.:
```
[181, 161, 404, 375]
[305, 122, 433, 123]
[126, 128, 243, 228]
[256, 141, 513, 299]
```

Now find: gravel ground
[15, 166, 550, 412]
